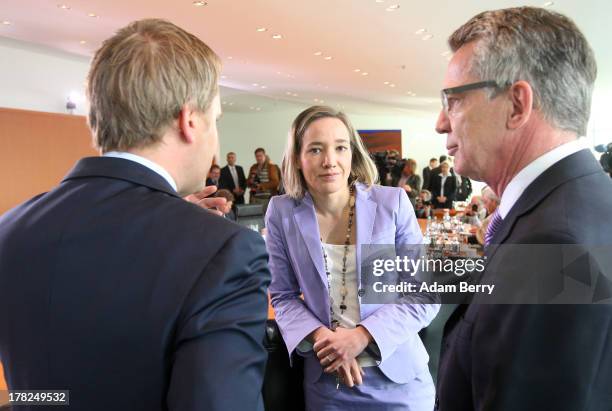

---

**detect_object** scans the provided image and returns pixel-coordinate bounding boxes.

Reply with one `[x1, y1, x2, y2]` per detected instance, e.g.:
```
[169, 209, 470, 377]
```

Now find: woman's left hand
[313, 326, 372, 373]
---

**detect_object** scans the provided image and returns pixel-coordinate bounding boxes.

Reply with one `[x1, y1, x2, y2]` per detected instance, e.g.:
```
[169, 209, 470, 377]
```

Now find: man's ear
[177, 104, 198, 144]
[507, 80, 533, 130]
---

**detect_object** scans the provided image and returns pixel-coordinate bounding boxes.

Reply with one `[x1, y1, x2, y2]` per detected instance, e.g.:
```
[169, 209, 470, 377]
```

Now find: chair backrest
[262, 320, 305, 411]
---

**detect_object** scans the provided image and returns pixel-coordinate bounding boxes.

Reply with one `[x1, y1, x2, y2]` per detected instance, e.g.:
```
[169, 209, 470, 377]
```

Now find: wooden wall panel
[0, 107, 98, 215]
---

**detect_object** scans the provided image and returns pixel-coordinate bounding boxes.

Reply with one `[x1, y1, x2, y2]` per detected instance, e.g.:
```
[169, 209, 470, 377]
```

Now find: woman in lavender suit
[266, 105, 439, 410]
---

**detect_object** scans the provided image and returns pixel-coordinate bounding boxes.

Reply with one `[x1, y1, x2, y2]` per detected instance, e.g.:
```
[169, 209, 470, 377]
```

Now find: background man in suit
[422, 157, 438, 192]
[0, 19, 270, 411]
[434, 7, 612, 411]
[219, 151, 247, 204]
[430, 161, 457, 208]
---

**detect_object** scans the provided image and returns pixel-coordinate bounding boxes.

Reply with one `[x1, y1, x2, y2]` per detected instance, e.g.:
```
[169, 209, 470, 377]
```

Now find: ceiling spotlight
[389, 84, 396, 88]
[256, 27, 267, 32]
[313, 51, 323, 56]
[375, 0, 384, 3]
[314, 98, 319, 102]
[319, 100, 325, 103]
[249, 106, 255, 110]
[222, 101, 227, 105]
[383, 81, 390, 85]
[252, 83, 259, 87]
[58, 4, 71, 10]
[192, 1, 207, 6]
[422, 34, 434, 40]
[256, 107, 261, 111]
[272, 34, 282, 39]
[292, 93, 299, 97]
[260, 85, 267, 89]
[221, 75, 227, 79]
[415, 28, 427, 35]
[87, 13, 98, 18]
[361, 72, 369, 76]
[286, 91, 292, 96]
[227, 56, 233, 60]
[543, 1, 554, 6]
[1, 20, 11, 25]
[228, 102, 234, 106]
[323, 56, 333, 60]
[386, 4, 400, 11]
[79, 40, 86, 44]
[353, 68, 361, 72]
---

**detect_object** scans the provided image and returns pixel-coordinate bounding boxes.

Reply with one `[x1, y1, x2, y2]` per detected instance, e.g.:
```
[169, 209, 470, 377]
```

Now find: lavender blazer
[266, 183, 440, 384]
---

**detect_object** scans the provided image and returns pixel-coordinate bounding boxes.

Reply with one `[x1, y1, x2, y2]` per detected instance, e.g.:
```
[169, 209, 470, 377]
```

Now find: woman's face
[298, 117, 352, 197]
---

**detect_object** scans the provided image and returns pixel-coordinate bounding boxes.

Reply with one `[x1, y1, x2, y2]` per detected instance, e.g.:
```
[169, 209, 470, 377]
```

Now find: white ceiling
[1, 0, 611, 115]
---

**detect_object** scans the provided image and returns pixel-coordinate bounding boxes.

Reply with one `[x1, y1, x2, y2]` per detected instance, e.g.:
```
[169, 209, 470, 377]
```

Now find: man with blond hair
[0, 19, 270, 411]
[435, 7, 612, 411]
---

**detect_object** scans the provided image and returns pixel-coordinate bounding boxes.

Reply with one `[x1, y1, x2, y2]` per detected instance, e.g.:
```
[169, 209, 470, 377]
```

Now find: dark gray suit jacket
[436, 149, 612, 411]
[0, 157, 270, 411]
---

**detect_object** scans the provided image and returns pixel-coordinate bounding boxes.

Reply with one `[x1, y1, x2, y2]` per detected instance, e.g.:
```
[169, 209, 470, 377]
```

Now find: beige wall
[0, 107, 98, 214]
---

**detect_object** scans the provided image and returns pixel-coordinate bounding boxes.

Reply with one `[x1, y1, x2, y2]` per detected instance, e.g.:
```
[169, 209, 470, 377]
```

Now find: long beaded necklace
[321, 185, 355, 331]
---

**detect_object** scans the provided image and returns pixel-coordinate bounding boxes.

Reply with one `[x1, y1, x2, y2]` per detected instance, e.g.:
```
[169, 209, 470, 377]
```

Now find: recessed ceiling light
[386, 4, 400, 11]
[192, 1, 207, 6]
[272, 34, 282, 39]
[314, 98, 319, 102]
[543, 1, 554, 6]
[260, 85, 267, 89]
[249, 106, 255, 110]
[361, 72, 369, 76]
[221, 75, 227, 79]
[79, 40, 87, 44]
[292, 93, 299, 97]
[415, 29, 427, 35]
[383, 81, 389, 85]
[222, 101, 227, 105]
[87, 13, 98, 18]
[375, 0, 384, 3]
[1, 20, 11, 25]
[58, 4, 71, 10]
[252, 83, 259, 87]
[319, 100, 325, 103]
[313, 51, 323, 56]
[227, 56, 233, 60]
[422, 34, 434, 40]
[353, 68, 361, 73]
[228, 102, 234, 106]
[323, 56, 333, 60]
[389, 84, 396, 88]
[256, 27, 267, 32]
[286, 91, 292, 96]
[256, 107, 261, 111]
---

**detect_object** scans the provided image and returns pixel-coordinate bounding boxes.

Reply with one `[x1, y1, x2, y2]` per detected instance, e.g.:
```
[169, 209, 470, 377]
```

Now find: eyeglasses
[441, 80, 509, 115]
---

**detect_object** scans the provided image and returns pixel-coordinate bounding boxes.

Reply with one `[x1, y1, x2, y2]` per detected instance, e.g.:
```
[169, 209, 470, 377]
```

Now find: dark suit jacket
[0, 157, 270, 411]
[436, 149, 612, 411]
[219, 165, 247, 204]
[205, 177, 219, 187]
[430, 174, 457, 208]
[423, 166, 433, 191]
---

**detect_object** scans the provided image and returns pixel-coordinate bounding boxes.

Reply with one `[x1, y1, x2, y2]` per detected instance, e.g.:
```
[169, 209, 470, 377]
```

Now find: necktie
[484, 209, 503, 246]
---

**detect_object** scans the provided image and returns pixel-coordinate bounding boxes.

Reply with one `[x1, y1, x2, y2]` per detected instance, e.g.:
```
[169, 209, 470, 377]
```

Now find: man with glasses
[435, 7, 612, 411]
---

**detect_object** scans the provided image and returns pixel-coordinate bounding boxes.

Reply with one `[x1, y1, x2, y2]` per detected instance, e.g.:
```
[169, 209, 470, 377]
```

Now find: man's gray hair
[449, 7, 596, 136]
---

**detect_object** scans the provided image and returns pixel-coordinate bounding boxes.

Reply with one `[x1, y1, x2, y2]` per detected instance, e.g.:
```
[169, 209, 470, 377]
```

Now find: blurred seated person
[206, 164, 221, 187]
[393, 158, 421, 208]
[475, 187, 501, 245]
[215, 189, 236, 221]
[414, 189, 432, 218]
[462, 195, 485, 227]
[430, 161, 457, 209]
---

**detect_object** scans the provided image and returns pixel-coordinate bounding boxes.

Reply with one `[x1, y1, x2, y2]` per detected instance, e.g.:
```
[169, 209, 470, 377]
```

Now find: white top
[498, 139, 588, 218]
[103, 151, 178, 192]
[321, 243, 377, 367]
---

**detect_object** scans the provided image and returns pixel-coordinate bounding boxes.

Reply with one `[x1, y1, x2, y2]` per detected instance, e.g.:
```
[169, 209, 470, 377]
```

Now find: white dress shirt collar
[103, 151, 178, 192]
[498, 138, 588, 219]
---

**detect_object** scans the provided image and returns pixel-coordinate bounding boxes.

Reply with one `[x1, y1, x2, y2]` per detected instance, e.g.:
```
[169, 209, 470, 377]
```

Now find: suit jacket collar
[62, 156, 180, 198]
[492, 149, 602, 246]
[293, 183, 377, 287]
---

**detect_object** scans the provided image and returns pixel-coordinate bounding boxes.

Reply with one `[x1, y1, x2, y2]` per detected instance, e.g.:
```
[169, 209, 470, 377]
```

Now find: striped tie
[484, 209, 503, 246]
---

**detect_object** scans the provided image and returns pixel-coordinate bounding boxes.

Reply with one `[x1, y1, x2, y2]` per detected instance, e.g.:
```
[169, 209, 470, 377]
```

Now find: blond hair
[282, 105, 378, 199]
[87, 19, 221, 152]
